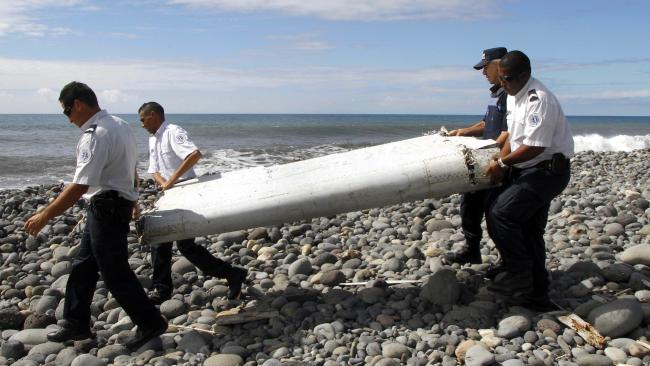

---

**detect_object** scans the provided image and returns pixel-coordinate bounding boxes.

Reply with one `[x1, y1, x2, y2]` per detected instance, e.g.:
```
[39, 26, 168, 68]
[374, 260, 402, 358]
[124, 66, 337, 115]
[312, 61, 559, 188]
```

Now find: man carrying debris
[484, 51, 574, 310]
[447, 47, 509, 268]
[138, 101, 247, 303]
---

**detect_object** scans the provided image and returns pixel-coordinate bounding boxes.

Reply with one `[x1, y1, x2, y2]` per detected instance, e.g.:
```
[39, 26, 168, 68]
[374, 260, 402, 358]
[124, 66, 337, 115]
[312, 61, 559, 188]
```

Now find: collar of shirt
[80, 109, 108, 131]
[513, 77, 535, 103]
[153, 121, 169, 138]
[490, 85, 505, 98]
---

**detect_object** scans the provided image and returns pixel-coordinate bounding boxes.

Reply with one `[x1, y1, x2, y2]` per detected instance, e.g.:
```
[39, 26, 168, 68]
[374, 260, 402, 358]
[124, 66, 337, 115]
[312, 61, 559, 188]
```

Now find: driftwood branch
[215, 306, 279, 325]
[169, 324, 220, 335]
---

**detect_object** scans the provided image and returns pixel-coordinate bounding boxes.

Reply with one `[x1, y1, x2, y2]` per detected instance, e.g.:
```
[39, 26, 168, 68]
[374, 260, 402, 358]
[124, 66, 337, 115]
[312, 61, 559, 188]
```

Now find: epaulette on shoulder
[528, 89, 539, 102]
[84, 124, 97, 134]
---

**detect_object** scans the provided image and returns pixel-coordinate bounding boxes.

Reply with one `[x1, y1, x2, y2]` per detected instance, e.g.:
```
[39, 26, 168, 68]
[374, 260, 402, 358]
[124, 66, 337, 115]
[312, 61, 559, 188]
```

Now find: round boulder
[587, 298, 643, 338]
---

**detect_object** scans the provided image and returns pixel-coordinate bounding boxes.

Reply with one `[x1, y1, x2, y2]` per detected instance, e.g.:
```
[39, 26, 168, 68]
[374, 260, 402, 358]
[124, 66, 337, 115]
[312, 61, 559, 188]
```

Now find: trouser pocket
[90, 197, 116, 220]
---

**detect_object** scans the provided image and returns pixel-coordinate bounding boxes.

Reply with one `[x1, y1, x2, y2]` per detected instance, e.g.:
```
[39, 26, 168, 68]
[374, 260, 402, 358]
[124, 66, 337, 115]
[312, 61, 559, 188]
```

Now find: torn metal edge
[461, 146, 478, 185]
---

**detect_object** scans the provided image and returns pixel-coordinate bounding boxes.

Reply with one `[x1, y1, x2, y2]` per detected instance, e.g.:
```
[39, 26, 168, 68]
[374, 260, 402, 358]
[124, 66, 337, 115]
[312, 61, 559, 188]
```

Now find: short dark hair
[500, 50, 531, 76]
[138, 101, 165, 120]
[59, 81, 99, 108]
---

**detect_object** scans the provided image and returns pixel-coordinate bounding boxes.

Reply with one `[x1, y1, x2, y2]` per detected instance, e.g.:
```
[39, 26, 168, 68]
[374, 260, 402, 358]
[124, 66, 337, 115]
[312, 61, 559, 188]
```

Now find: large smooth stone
[420, 269, 459, 305]
[576, 354, 613, 366]
[9, 329, 49, 346]
[497, 315, 531, 339]
[620, 244, 650, 266]
[381, 342, 410, 359]
[288, 258, 312, 277]
[204, 354, 244, 366]
[587, 298, 643, 338]
[71, 354, 107, 366]
[464, 344, 495, 366]
[171, 257, 195, 275]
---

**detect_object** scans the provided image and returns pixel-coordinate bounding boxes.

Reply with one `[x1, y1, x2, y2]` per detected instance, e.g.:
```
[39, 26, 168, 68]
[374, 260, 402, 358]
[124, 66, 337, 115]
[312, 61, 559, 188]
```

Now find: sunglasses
[499, 74, 517, 83]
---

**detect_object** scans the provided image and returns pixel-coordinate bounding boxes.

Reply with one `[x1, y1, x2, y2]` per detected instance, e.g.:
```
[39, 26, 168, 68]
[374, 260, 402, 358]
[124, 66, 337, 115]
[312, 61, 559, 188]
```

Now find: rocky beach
[1, 148, 650, 366]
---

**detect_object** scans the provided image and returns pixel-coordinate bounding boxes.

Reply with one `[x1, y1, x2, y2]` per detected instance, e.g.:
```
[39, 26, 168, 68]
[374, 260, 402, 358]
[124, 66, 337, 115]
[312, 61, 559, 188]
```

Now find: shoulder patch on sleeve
[84, 124, 97, 134]
[528, 113, 542, 127]
[174, 131, 188, 145]
[77, 134, 94, 165]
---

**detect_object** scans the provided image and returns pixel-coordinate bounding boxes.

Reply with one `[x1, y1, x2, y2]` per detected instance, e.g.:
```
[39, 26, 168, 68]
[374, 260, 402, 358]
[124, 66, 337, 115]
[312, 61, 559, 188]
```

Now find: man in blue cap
[447, 47, 509, 267]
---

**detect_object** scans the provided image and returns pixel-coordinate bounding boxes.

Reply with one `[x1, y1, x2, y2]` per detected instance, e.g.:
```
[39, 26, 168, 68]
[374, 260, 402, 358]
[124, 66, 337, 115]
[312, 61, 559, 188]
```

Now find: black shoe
[124, 319, 168, 351]
[484, 264, 504, 280]
[227, 266, 247, 300]
[509, 293, 558, 312]
[487, 271, 534, 297]
[450, 249, 482, 265]
[47, 325, 92, 343]
[149, 288, 171, 305]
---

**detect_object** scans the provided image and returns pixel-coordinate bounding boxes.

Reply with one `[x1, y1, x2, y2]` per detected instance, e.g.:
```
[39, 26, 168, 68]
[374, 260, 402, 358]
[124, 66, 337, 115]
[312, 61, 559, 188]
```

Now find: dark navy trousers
[460, 189, 489, 253]
[151, 238, 232, 295]
[64, 194, 163, 330]
[486, 162, 570, 294]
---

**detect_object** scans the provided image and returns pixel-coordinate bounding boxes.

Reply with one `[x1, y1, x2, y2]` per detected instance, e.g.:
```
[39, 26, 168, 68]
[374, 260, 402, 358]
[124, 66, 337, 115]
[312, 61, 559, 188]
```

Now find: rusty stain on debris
[557, 314, 605, 349]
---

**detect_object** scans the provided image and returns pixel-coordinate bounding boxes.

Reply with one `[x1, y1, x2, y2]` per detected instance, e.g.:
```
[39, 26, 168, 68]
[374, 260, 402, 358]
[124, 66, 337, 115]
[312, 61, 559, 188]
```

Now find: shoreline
[0, 149, 649, 365]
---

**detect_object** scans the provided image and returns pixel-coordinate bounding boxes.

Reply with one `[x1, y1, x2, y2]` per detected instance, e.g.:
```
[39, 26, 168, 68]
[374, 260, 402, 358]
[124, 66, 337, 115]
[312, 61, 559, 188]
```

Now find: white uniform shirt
[148, 121, 199, 181]
[73, 110, 139, 201]
[506, 77, 574, 169]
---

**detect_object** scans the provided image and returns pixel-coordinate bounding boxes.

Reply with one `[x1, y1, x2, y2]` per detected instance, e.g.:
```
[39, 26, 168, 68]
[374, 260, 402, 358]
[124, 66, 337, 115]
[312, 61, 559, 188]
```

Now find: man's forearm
[495, 132, 509, 149]
[41, 183, 89, 220]
[152, 172, 167, 187]
[501, 145, 545, 166]
[166, 150, 202, 187]
[500, 139, 511, 157]
[460, 121, 486, 137]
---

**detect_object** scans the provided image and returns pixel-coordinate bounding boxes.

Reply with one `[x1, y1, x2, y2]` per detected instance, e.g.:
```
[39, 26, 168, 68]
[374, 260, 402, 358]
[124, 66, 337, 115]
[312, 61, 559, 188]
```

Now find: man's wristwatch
[497, 158, 508, 169]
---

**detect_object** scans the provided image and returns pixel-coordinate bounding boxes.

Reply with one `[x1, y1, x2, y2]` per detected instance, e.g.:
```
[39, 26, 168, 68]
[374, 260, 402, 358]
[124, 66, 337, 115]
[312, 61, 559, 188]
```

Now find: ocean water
[1, 114, 649, 189]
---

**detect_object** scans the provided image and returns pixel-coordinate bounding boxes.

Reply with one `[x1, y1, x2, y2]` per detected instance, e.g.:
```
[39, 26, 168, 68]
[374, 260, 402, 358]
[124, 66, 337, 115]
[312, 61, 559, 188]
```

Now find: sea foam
[573, 134, 650, 152]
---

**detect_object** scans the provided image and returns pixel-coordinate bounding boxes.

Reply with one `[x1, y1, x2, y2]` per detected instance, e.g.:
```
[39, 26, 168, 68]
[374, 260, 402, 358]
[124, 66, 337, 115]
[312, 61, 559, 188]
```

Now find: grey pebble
[71, 354, 107, 366]
[464, 345, 495, 366]
[575, 354, 613, 366]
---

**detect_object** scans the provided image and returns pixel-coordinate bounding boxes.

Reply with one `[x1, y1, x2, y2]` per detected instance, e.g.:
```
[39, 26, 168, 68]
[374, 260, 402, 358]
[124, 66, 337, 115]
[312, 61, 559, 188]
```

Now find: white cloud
[561, 90, 650, 100]
[169, 0, 501, 21]
[292, 41, 332, 51]
[109, 32, 139, 39]
[266, 33, 333, 52]
[0, 57, 475, 92]
[0, 0, 81, 37]
[0, 57, 480, 113]
[36, 87, 57, 101]
[101, 89, 132, 104]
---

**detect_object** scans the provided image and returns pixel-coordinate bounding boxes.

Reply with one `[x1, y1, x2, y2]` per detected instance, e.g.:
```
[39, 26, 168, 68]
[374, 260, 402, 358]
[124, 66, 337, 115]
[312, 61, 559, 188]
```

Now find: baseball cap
[473, 47, 508, 70]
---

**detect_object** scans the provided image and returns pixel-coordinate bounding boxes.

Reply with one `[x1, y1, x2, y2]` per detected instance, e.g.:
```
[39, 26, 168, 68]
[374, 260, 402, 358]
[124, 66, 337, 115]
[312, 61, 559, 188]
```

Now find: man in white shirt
[139, 102, 247, 304]
[25, 82, 167, 350]
[447, 47, 509, 267]
[484, 51, 574, 310]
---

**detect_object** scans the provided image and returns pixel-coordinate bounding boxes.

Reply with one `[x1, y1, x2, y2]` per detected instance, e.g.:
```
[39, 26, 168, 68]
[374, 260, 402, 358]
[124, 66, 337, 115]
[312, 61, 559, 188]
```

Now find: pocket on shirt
[161, 146, 177, 159]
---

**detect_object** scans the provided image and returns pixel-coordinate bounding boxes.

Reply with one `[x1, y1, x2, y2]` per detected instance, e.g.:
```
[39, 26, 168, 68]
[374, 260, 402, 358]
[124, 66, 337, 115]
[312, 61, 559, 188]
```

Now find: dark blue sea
[1, 114, 649, 189]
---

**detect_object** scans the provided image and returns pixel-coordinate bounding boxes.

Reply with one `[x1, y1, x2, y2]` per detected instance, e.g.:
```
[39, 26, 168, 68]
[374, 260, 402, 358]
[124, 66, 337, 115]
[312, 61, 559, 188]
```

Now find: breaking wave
[573, 134, 650, 152]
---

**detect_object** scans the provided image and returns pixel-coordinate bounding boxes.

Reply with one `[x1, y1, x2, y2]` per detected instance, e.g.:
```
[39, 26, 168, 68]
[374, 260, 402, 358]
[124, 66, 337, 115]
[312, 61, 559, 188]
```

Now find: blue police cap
[473, 47, 508, 70]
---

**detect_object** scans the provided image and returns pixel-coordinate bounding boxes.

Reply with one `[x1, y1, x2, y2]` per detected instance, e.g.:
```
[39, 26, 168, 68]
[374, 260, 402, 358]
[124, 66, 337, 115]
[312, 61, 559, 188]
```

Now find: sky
[0, 0, 649, 116]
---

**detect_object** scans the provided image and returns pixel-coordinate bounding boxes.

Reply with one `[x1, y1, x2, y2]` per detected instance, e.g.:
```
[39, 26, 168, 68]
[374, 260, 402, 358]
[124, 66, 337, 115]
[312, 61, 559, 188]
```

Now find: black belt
[91, 190, 133, 204]
[514, 153, 569, 173]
